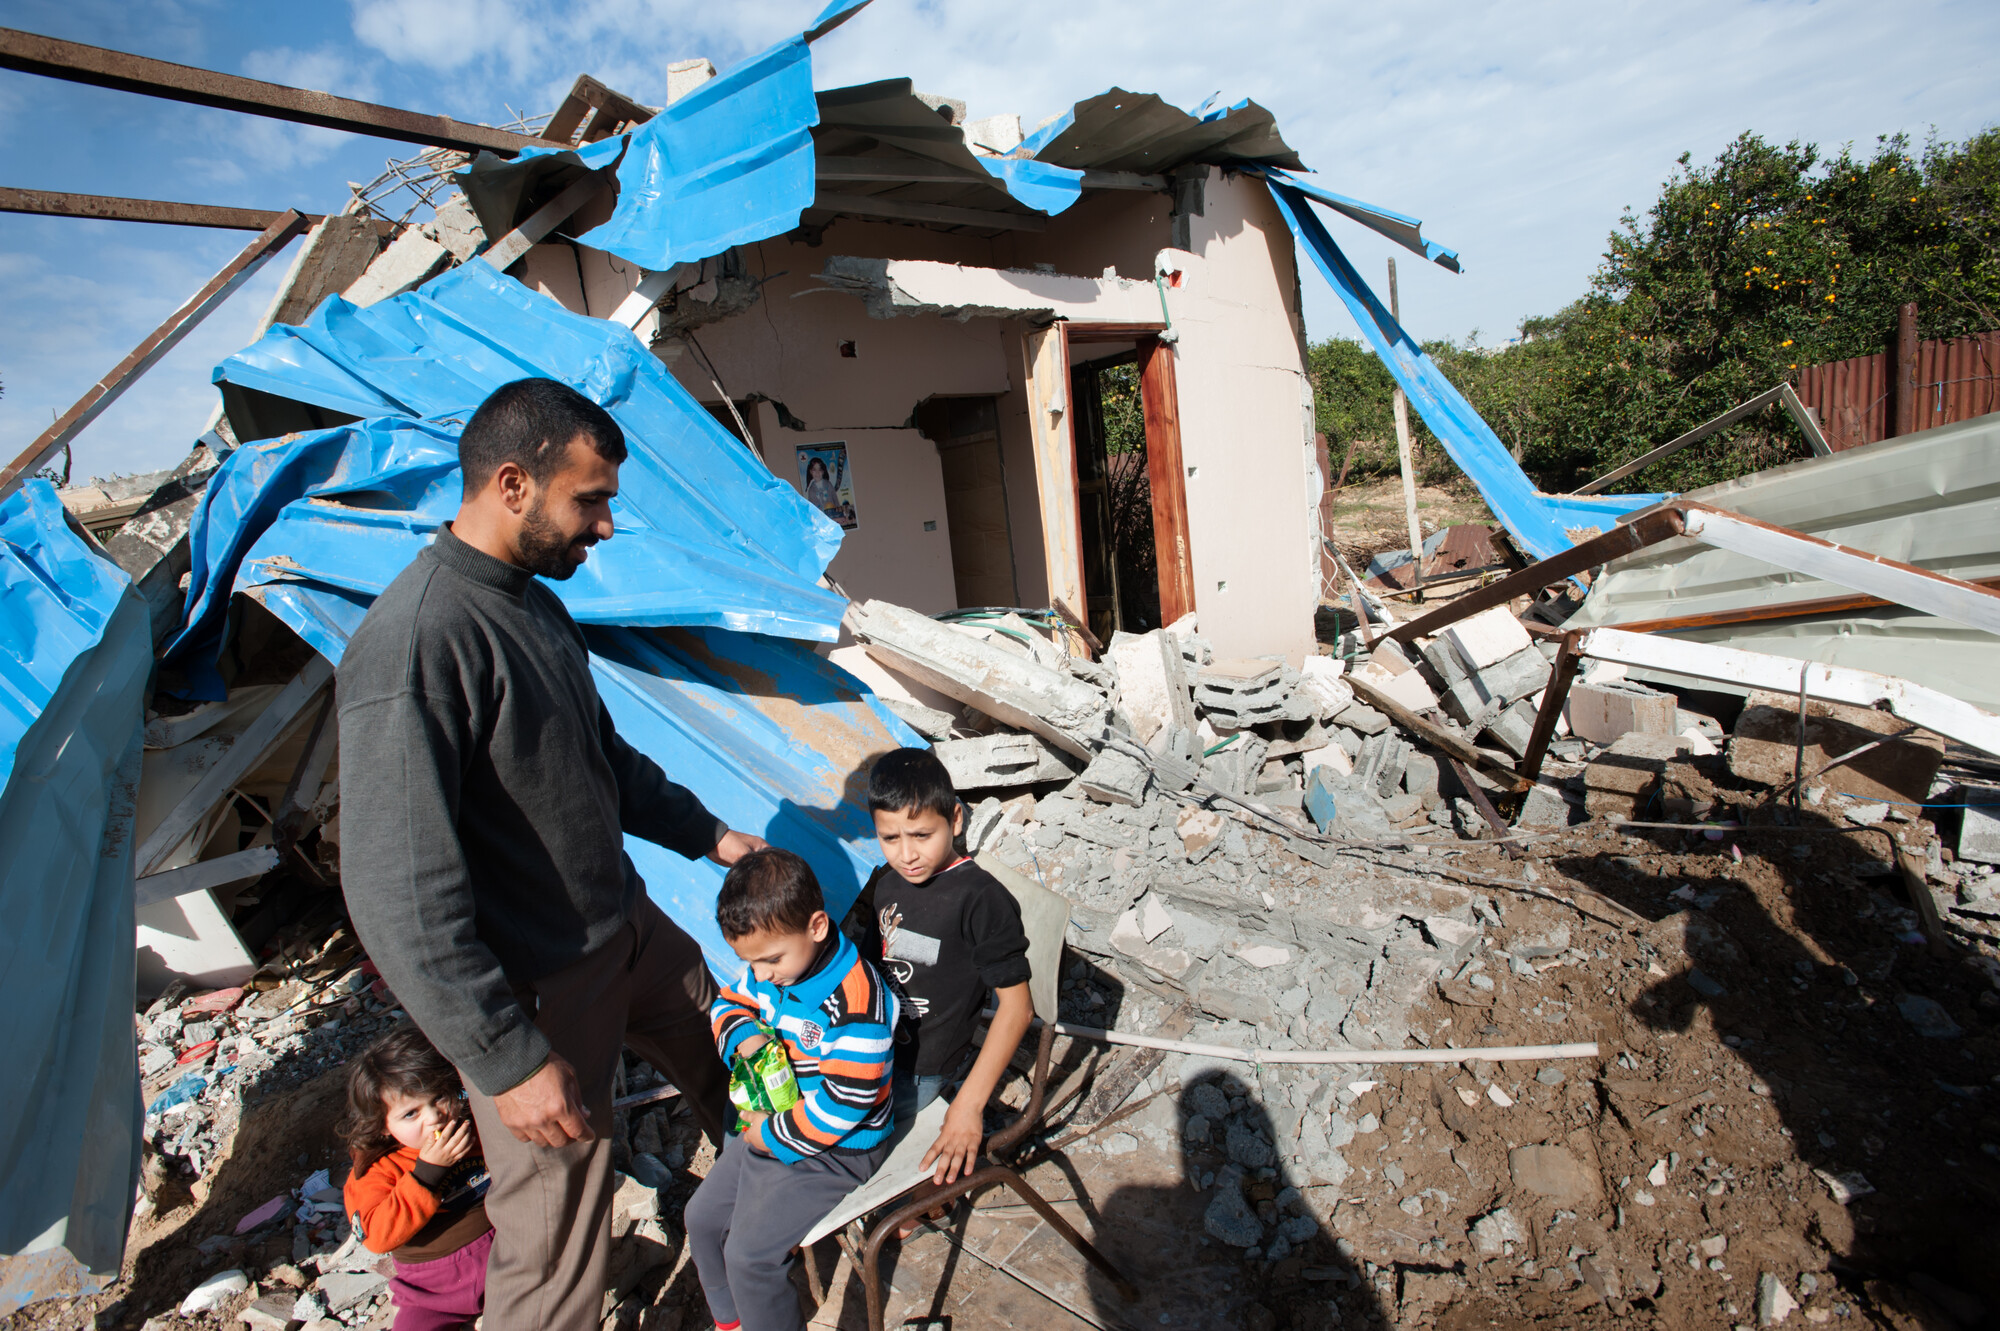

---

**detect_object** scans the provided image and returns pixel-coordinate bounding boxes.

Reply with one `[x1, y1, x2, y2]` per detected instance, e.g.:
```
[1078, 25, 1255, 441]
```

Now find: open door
[1065, 328, 1195, 640]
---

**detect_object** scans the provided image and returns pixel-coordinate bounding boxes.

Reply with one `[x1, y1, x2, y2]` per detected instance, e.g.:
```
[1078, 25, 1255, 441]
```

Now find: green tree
[1309, 128, 2000, 494]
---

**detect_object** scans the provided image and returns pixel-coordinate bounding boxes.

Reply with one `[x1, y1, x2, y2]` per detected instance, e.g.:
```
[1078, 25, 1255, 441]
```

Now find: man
[339, 377, 765, 1329]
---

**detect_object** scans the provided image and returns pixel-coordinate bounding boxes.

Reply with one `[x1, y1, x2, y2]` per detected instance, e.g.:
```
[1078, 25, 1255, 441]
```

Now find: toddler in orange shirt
[339, 1026, 492, 1330]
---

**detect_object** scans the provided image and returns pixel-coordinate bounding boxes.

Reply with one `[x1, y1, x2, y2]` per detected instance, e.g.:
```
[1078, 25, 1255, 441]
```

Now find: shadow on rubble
[1074, 1072, 1385, 1331]
[1548, 800, 2000, 1324]
[120, 1058, 354, 1324]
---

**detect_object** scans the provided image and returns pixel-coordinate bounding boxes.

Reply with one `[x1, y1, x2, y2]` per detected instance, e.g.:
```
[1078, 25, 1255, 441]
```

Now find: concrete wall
[509, 174, 1317, 659]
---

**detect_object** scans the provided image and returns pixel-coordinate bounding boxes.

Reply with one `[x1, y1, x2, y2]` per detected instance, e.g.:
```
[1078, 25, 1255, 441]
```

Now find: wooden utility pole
[1386, 257, 1425, 601]
[1889, 300, 1920, 438]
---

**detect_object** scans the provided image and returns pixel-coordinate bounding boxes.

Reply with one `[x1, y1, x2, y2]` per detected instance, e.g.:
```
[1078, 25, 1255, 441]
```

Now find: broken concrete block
[1565, 680, 1676, 745]
[1419, 636, 1469, 687]
[425, 193, 487, 263]
[1584, 732, 1689, 819]
[1331, 700, 1390, 735]
[1516, 782, 1572, 830]
[342, 226, 451, 307]
[1380, 792, 1424, 824]
[1402, 752, 1441, 804]
[1110, 908, 1197, 981]
[1469, 1206, 1525, 1255]
[1195, 658, 1289, 725]
[934, 732, 1079, 790]
[1078, 744, 1151, 805]
[1959, 782, 2000, 865]
[1303, 744, 1353, 781]
[1726, 691, 1944, 805]
[847, 600, 1111, 758]
[1482, 698, 1541, 759]
[1354, 659, 1438, 713]
[1297, 656, 1353, 717]
[881, 696, 956, 741]
[1442, 605, 1534, 672]
[1367, 639, 1416, 676]
[1196, 980, 1276, 1026]
[1176, 806, 1226, 860]
[1108, 629, 1194, 744]
[1134, 892, 1175, 942]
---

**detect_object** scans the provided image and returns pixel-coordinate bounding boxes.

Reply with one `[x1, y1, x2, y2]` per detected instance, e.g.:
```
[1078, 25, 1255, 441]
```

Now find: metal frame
[0, 186, 390, 234]
[1, 26, 557, 156]
[1572, 383, 1830, 495]
[1383, 499, 2000, 649]
[814, 1022, 1138, 1330]
[0, 208, 310, 503]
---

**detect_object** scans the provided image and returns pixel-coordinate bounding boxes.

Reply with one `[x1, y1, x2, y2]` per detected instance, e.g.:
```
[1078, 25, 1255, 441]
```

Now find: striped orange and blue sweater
[709, 930, 897, 1164]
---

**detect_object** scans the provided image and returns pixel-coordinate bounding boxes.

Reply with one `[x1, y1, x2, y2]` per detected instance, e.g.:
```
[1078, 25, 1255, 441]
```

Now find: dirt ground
[13, 789, 1998, 1330]
[1324, 479, 1499, 571]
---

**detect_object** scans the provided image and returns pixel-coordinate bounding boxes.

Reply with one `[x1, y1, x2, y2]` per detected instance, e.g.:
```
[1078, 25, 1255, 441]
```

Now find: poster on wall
[796, 442, 858, 529]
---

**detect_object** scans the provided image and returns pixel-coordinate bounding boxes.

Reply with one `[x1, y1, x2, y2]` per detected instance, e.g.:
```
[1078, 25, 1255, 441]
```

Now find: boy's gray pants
[686, 1132, 890, 1330]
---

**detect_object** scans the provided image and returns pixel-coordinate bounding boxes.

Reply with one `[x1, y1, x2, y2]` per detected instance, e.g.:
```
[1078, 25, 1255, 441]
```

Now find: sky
[2, 0, 1997, 482]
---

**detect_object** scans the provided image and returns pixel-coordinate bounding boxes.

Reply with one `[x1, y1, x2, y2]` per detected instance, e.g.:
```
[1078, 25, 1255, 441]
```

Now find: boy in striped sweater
[687, 848, 897, 1331]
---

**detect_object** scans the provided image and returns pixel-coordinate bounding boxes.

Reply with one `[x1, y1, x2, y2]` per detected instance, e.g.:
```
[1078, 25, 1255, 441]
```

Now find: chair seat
[800, 1097, 952, 1247]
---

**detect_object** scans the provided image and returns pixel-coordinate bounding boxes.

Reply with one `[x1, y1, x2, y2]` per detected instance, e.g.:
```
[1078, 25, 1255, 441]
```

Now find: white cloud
[351, 0, 543, 76]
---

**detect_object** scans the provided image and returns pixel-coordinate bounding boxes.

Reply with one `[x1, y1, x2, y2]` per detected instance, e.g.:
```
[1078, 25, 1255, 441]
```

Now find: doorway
[1061, 329, 1194, 643]
[1070, 351, 1160, 640]
[913, 395, 1020, 610]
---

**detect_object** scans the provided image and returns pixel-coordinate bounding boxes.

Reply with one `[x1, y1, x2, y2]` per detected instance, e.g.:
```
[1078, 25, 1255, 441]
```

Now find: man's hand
[419, 1117, 474, 1168]
[493, 1054, 595, 1149]
[708, 829, 768, 866]
[921, 1099, 984, 1185]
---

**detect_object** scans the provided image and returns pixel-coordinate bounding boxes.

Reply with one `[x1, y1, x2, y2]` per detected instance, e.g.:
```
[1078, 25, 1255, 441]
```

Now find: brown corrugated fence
[1795, 331, 2000, 450]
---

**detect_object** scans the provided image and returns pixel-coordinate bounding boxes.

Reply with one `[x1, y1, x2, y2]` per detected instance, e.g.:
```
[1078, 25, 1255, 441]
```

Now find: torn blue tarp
[537, 35, 820, 271]
[238, 579, 910, 974]
[170, 260, 845, 696]
[976, 157, 1085, 216]
[0, 481, 150, 1310]
[474, 1, 874, 273]
[1268, 182, 1660, 560]
[1257, 166, 1460, 274]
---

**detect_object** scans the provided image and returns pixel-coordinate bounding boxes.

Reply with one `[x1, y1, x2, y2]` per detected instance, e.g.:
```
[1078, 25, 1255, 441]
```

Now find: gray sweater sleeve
[339, 686, 552, 1096]
[597, 699, 727, 858]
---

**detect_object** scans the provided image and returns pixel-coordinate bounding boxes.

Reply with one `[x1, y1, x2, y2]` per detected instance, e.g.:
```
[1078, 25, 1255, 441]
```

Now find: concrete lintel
[819, 255, 1163, 325]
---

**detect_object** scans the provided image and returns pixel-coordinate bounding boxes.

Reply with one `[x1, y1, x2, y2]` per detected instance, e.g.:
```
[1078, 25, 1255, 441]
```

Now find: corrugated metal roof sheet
[1568, 411, 2000, 710]
[0, 481, 150, 1309]
[1021, 88, 1303, 173]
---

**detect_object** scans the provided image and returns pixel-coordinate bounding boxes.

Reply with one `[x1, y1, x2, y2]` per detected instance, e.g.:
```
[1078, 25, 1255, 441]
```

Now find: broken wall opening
[914, 393, 1020, 610]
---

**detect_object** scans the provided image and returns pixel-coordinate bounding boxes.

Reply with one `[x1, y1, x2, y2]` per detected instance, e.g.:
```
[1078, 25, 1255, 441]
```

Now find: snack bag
[727, 1025, 801, 1133]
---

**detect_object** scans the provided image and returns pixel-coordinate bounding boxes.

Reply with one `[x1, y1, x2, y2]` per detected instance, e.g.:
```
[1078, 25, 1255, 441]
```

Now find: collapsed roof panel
[169, 261, 847, 697]
[1021, 88, 1305, 174]
[1567, 411, 2000, 710]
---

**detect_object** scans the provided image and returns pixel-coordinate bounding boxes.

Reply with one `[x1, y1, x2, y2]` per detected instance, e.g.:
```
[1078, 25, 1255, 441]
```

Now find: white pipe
[1035, 1017, 1597, 1066]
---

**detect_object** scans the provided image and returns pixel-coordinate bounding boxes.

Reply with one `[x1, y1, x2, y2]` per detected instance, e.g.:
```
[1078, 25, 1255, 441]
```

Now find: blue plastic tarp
[243, 580, 910, 974]
[1269, 182, 1661, 560]
[1259, 166, 1461, 274]
[173, 261, 846, 696]
[976, 157, 1085, 216]
[0, 481, 150, 1309]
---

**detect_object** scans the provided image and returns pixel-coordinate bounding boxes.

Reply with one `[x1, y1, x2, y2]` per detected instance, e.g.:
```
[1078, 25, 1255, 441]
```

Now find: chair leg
[802, 1238, 826, 1304]
[985, 1165, 1140, 1302]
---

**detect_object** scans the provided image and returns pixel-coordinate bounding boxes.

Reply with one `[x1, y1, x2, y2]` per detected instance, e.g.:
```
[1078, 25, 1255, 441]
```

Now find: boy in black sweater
[842, 748, 1032, 1186]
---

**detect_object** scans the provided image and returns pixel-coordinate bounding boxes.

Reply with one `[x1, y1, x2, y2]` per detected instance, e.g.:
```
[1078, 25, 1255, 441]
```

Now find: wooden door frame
[1063, 323, 1197, 628]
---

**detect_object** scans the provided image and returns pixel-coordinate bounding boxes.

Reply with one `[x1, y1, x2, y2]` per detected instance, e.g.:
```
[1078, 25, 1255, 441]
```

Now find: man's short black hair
[716, 848, 825, 940]
[866, 747, 961, 821]
[458, 377, 626, 494]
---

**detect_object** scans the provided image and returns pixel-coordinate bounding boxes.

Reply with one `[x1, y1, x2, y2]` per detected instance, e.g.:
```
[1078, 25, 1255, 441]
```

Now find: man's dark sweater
[337, 525, 724, 1095]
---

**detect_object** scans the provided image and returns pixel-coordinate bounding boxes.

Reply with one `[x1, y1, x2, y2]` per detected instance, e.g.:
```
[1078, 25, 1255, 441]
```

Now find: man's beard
[516, 497, 589, 580]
